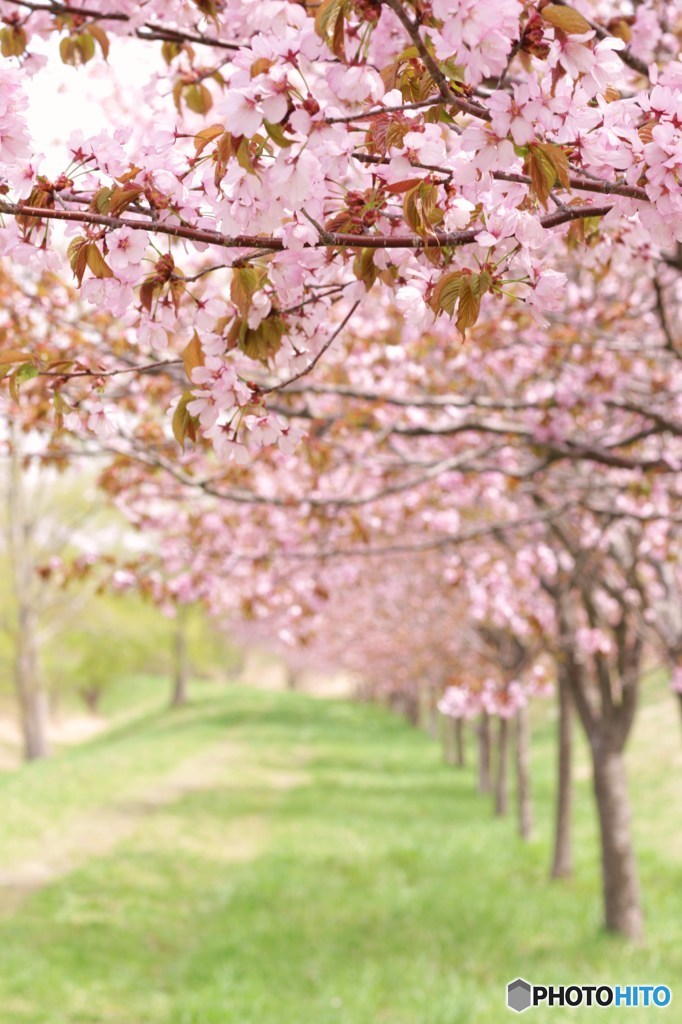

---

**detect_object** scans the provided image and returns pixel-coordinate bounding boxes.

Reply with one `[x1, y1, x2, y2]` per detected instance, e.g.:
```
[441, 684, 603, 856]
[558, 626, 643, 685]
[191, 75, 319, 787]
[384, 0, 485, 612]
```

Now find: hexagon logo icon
[507, 978, 532, 1013]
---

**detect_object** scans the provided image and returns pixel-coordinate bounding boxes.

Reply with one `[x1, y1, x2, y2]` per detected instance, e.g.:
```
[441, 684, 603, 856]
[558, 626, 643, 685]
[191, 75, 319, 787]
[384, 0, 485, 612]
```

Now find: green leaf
[238, 315, 285, 364]
[185, 83, 213, 115]
[0, 25, 27, 57]
[264, 121, 294, 149]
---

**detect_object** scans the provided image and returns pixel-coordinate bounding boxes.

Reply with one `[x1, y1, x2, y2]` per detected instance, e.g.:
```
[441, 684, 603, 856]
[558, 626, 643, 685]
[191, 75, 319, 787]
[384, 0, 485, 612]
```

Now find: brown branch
[2, 0, 240, 50]
[353, 153, 649, 202]
[36, 358, 182, 380]
[551, 0, 649, 78]
[257, 302, 360, 396]
[0, 199, 618, 252]
[227, 503, 578, 561]
[326, 98, 446, 125]
[381, 0, 491, 120]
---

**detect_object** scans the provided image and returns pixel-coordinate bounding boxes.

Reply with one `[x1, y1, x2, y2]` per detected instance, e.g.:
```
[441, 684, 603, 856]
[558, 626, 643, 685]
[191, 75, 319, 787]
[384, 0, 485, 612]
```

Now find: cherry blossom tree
[0, 0, 681, 945]
[0, 0, 681, 462]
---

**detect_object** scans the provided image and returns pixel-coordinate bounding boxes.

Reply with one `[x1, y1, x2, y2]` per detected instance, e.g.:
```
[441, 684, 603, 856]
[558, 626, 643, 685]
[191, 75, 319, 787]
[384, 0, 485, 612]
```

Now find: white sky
[24, 36, 160, 175]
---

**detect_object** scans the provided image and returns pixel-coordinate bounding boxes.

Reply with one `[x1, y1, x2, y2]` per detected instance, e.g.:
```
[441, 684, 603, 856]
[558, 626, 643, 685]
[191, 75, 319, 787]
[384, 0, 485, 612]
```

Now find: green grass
[0, 683, 680, 1023]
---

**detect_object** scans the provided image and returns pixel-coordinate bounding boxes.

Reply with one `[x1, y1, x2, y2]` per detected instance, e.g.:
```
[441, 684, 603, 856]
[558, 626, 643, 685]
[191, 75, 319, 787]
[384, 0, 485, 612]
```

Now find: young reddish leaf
[535, 141, 571, 191]
[455, 280, 481, 337]
[230, 266, 266, 317]
[194, 123, 224, 154]
[182, 333, 205, 381]
[88, 23, 110, 60]
[0, 349, 34, 366]
[353, 249, 378, 291]
[315, 0, 344, 47]
[430, 270, 464, 316]
[108, 184, 144, 217]
[541, 4, 592, 34]
[525, 145, 556, 209]
[86, 244, 114, 279]
[172, 391, 198, 449]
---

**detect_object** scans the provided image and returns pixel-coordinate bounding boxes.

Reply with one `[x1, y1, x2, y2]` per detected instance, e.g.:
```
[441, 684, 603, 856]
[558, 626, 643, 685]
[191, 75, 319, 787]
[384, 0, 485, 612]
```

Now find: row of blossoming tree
[0, 0, 681, 945]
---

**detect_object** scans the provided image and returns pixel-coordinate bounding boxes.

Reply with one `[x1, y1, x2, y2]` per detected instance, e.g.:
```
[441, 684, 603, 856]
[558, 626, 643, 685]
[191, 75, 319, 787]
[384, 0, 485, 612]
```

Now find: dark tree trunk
[591, 743, 643, 942]
[171, 607, 189, 708]
[477, 711, 491, 794]
[495, 716, 509, 816]
[515, 705, 532, 840]
[455, 717, 465, 767]
[551, 670, 573, 878]
[79, 687, 102, 714]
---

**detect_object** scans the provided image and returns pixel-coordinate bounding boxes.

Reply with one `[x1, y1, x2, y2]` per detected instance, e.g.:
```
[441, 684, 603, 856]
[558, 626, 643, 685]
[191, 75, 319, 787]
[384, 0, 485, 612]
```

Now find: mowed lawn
[0, 682, 680, 1024]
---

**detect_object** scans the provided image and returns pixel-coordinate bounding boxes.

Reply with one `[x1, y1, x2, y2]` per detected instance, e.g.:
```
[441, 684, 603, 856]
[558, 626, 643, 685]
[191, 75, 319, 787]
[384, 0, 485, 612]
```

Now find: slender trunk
[7, 429, 50, 761]
[418, 688, 430, 732]
[17, 647, 50, 761]
[495, 717, 509, 816]
[455, 717, 465, 767]
[428, 694, 439, 739]
[171, 607, 189, 708]
[442, 714, 455, 764]
[286, 665, 299, 691]
[591, 744, 643, 942]
[79, 687, 102, 714]
[551, 671, 573, 878]
[477, 711, 491, 794]
[515, 705, 532, 840]
[418, 688, 438, 737]
[678, 691, 682, 737]
[553, 584, 643, 940]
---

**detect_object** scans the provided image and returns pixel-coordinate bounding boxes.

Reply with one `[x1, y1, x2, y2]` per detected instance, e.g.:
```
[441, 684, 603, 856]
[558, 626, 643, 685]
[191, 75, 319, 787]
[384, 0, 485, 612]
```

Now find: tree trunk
[171, 607, 189, 708]
[551, 671, 573, 878]
[286, 665, 299, 691]
[7, 428, 50, 761]
[678, 691, 682, 737]
[477, 711, 491, 794]
[591, 744, 643, 942]
[495, 716, 509, 816]
[418, 688, 438, 737]
[455, 717, 465, 767]
[16, 638, 50, 761]
[515, 705, 532, 840]
[442, 714, 455, 764]
[79, 687, 102, 714]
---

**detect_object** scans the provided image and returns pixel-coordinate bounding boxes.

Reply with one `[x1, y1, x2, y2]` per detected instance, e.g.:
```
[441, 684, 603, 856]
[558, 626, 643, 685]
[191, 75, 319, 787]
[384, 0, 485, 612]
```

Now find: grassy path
[0, 684, 679, 1023]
